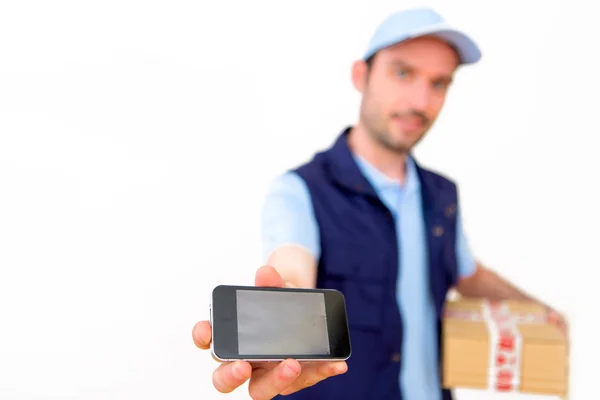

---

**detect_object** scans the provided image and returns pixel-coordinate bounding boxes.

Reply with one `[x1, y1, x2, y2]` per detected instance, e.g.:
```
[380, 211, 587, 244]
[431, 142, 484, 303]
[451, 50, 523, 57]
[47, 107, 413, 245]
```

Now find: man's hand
[192, 265, 348, 400]
[457, 264, 570, 337]
[546, 305, 569, 338]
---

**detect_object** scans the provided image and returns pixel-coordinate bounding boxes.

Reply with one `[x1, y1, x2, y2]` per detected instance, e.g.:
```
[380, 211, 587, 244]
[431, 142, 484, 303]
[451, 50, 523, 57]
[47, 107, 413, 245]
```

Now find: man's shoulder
[292, 149, 329, 173]
[281, 148, 333, 188]
[414, 161, 458, 193]
[265, 146, 332, 198]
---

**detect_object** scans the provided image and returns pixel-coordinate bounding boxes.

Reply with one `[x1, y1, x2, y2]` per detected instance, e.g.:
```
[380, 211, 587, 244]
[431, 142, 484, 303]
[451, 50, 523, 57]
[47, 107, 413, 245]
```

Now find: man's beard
[370, 130, 411, 154]
[362, 99, 429, 154]
[366, 122, 427, 155]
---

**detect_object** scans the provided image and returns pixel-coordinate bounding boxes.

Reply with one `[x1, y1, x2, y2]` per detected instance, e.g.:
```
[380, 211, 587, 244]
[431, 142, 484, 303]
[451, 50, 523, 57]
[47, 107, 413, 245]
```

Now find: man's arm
[453, 207, 539, 301]
[190, 173, 345, 398]
[260, 172, 320, 289]
[452, 208, 568, 335]
[266, 245, 317, 288]
[455, 262, 537, 302]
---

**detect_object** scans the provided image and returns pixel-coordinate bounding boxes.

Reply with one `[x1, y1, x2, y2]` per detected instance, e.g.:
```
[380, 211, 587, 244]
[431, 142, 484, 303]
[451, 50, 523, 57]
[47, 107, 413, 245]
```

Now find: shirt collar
[324, 126, 420, 198]
[352, 152, 420, 195]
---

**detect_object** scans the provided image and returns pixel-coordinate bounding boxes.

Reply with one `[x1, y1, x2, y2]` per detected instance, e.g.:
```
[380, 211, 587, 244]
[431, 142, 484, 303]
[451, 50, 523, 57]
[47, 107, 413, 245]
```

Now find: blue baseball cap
[363, 7, 482, 65]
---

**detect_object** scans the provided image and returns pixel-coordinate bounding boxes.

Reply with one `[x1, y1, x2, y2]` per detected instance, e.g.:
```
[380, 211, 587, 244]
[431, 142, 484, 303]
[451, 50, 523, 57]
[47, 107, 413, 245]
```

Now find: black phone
[210, 285, 352, 362]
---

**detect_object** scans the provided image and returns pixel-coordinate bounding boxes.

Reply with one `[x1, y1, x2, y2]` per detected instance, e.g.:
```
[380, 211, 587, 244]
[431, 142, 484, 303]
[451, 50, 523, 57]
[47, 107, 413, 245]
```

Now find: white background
[0, 0, 597, 399]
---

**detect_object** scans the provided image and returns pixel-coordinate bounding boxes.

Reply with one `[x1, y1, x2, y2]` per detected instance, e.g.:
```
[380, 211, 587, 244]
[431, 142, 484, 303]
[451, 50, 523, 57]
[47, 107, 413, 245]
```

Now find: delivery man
[192, 7, 568, 400]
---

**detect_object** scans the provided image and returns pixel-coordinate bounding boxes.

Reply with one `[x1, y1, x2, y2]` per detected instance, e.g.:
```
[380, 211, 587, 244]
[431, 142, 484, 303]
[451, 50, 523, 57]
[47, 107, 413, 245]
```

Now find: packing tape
[481, 300, 522, 392]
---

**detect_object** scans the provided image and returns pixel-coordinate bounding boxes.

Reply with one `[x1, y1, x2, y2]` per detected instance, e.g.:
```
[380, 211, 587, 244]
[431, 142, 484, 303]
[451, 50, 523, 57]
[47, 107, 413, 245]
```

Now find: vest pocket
[319, 242, 389, 331]
[333, 279, 385, 331]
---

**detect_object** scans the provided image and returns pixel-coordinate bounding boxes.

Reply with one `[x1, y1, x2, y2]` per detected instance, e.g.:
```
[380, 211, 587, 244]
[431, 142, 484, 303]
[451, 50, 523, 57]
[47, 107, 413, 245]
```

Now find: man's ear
[351, 60, 368, 93]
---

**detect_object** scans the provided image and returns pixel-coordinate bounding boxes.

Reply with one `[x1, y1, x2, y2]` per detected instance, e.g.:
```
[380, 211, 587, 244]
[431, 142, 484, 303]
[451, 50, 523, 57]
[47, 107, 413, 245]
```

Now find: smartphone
[210, 285, 352, 362]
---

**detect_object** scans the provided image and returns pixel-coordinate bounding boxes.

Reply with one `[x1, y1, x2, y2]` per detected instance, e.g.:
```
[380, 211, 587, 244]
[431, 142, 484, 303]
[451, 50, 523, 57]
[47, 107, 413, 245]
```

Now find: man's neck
[347, 125, 409, 184]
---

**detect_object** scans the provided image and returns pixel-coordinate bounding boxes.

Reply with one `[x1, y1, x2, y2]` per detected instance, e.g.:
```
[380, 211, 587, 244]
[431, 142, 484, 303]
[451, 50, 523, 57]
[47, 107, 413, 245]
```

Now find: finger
[248, 359, 301, 400]
[548, 312, 561, 327]
[279, 361, 347, 396]
[255, 265, 286, 288]
[548, 311, 568, 337]
[212, 360, 252, 393]
[192, 321, 212, 350]
[548, 311, 564, 325]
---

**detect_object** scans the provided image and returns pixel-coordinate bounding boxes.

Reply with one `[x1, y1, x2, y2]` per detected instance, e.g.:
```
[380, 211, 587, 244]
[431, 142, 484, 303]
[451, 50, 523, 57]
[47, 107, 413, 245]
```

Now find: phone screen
[236, 289, 330, 356]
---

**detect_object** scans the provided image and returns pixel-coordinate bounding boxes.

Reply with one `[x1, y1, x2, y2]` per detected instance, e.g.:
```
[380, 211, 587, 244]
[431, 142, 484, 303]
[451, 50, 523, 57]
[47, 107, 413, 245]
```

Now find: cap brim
[412, 25, 482, 64]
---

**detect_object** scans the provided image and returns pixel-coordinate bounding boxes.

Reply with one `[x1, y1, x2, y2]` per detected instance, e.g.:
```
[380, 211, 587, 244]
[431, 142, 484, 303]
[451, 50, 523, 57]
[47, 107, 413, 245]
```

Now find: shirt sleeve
[260, 171, 321, 263]
[455, 207, 477, 279]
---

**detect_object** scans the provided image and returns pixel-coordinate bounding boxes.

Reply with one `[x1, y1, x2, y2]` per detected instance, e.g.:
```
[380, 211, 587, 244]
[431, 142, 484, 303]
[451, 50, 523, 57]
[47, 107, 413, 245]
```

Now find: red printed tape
[483, 301, 522, 391]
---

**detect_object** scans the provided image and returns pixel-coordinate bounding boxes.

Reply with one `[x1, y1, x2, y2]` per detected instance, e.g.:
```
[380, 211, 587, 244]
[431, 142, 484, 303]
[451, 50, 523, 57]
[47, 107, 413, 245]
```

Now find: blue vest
[276, 129, 459, 400]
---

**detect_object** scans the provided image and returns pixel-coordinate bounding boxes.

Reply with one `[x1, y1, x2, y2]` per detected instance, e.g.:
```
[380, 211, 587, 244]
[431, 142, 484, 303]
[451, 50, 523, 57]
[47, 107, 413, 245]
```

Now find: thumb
[255, 265, 286, 288]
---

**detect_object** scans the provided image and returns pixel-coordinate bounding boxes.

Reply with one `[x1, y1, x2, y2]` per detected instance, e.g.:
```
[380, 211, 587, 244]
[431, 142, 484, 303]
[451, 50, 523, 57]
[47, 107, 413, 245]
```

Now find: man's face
[355, 36, 460, 154]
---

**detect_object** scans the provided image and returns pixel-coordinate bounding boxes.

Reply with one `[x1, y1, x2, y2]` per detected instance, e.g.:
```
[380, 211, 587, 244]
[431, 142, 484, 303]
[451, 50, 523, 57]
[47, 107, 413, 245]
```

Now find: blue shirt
[260, 154, 476, 400]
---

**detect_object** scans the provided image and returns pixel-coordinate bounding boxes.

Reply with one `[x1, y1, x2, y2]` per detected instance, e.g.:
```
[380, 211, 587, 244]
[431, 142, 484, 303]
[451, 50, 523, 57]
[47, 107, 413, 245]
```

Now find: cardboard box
[441, 298, 569, 396]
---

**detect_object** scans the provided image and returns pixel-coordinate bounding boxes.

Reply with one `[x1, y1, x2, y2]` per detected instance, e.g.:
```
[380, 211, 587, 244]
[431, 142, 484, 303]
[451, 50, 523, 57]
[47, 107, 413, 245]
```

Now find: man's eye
[397, 70, 410, 78]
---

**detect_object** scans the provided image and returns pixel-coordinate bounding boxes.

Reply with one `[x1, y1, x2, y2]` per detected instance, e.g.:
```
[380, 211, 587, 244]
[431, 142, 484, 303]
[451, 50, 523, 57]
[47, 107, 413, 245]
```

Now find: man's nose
[409, 81, 431, 112]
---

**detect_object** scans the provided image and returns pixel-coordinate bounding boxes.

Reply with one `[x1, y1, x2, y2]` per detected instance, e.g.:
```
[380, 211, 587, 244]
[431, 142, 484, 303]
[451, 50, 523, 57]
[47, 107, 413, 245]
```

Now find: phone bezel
[210, 285, 352, 362]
